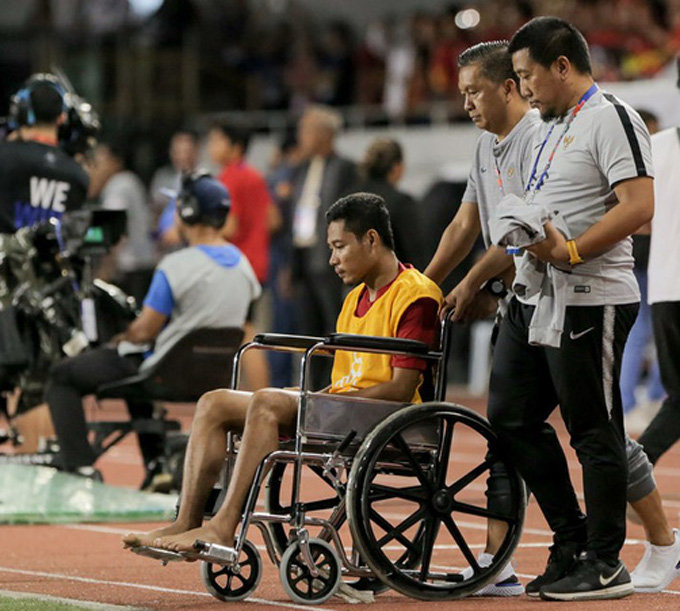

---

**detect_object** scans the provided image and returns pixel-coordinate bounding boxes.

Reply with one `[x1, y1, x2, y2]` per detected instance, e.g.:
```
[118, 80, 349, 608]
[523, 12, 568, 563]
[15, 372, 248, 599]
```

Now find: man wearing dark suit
[291, 106, 357, 387]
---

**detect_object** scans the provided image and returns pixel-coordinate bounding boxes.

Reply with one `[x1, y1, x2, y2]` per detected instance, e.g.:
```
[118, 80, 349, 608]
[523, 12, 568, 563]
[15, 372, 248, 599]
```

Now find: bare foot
[122, 522, 192, 549]
[155, 523, 232, 554]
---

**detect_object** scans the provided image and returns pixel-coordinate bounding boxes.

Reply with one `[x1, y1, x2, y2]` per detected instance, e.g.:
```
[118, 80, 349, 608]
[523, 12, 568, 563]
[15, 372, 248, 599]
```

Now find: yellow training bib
[330, 268, 443, 403]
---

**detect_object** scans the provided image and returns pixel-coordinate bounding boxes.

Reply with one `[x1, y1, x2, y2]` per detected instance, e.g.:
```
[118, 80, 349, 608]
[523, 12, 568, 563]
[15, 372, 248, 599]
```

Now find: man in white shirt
[88, 140, 156, 302]
[638, 60, 680, 488]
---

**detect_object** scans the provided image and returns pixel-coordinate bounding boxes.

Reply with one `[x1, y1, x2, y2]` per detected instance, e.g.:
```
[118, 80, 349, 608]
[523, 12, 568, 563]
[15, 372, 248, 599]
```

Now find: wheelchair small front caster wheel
[280, 538, 341, 604]
[201, 539, 262, 602]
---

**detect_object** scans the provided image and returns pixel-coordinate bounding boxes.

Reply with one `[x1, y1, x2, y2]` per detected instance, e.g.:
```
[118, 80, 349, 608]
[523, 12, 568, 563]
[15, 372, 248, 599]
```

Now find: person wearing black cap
[0, 73, 89, 234]
[44, 173, 261, 485]
[0, 74, 90, 453]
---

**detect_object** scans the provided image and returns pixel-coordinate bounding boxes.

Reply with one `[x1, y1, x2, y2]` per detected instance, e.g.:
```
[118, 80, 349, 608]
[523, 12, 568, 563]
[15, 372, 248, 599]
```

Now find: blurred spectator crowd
[1, 0, 680, 122]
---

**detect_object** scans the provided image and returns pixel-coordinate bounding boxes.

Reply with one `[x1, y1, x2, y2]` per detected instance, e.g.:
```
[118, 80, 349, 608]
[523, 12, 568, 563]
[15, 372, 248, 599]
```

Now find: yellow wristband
[566, 239, 584, 266]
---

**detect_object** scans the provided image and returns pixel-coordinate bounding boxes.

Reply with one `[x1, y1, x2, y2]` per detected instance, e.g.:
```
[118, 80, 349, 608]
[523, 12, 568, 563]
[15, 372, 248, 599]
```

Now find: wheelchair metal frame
[227, 330, 446, 580]
[138, 314, 525, 604]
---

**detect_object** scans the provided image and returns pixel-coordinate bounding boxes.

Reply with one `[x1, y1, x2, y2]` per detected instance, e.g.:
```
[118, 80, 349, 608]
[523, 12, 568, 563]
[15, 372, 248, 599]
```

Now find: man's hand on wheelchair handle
[442, 279, 477, 322]
[464, 291, 500, 321]
[442, 280, 499, 323]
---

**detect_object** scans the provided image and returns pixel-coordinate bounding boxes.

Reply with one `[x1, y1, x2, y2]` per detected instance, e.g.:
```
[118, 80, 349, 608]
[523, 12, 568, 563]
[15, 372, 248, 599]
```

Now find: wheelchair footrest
[193, 540, 237, 565]
[130, 545, 197, 564]
[129, 541, 236, 566]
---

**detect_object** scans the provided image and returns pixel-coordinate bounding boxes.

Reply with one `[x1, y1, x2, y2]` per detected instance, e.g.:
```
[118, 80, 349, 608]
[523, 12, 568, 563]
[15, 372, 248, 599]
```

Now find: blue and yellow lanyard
[524, 83, 599, 203]
[501, 83, 598, 253]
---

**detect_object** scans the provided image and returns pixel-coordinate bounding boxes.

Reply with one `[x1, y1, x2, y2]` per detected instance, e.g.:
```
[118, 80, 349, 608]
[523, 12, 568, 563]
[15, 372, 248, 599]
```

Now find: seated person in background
[123, 191, 443, 552]
[45, 173, 260, 484]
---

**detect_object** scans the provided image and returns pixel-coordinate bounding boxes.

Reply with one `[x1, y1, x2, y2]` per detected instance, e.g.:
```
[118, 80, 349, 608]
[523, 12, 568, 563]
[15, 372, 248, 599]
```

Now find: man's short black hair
[508, 16, 592, 75]
[211, 122, 251, 153]
[29, 82, 65, 124]
[326, 192, 395, 251]
[458, 41, 519, 87]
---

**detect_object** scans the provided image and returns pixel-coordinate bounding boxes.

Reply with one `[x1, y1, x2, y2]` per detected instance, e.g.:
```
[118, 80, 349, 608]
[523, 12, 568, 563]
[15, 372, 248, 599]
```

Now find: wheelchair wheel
[265, 459, 389, 595]
[279, 538, 341, 604]
[347, 402, 525, 601]
[200, 539, 262, 602]
[265, 461, 346, 555]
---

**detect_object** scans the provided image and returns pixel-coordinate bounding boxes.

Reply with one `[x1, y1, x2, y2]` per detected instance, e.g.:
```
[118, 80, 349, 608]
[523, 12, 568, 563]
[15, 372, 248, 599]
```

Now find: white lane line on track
[0, 588, 148, 611]
[63, 524, 646, 550]
[0, 566, 341, 611]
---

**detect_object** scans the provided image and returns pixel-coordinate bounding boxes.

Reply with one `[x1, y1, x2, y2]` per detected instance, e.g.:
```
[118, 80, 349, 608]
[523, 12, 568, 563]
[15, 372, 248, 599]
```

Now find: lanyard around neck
[524, 83, 599, 202]
[493, 154, 504, 194]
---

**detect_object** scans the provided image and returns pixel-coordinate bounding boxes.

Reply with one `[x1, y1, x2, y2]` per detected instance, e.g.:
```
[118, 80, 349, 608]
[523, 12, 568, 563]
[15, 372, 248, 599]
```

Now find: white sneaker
[632, 528, 680, 592]
[460, 552, 524, 597]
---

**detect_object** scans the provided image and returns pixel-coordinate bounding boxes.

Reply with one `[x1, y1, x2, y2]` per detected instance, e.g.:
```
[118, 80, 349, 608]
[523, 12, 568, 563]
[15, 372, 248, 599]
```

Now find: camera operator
[0, 73, 89, 233]
[0, 73, 90, 452]
[45, 172, 260, 485]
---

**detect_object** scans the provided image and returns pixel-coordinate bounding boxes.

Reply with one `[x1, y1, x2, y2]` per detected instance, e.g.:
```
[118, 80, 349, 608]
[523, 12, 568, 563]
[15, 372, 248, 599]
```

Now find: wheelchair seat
[300, 392, 438, 449]
[90, 326, 244, 470]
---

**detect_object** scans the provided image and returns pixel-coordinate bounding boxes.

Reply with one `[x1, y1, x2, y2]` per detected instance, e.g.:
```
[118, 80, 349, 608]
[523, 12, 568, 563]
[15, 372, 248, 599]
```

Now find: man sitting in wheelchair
[123, 191, 443, 553]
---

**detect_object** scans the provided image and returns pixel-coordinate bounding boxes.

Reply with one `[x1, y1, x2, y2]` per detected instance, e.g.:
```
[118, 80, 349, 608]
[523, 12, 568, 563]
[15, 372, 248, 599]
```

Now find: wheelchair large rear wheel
[346, 402, 525, 601]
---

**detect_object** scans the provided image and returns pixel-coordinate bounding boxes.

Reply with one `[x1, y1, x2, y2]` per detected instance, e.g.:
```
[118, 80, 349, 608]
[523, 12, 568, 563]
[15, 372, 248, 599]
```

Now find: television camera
[0, 208, 135, 446]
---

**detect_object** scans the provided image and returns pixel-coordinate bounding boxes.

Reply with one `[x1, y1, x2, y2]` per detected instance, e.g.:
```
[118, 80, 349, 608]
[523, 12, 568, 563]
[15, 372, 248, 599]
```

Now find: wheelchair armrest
[325, 333, 431, 355]
[253, 333, 325, 350]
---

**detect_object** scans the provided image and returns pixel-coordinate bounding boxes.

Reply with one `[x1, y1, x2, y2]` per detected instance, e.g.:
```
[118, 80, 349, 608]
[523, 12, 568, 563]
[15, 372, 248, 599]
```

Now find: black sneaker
[539, 552, 634, 601]
[526, 541, 582, 597]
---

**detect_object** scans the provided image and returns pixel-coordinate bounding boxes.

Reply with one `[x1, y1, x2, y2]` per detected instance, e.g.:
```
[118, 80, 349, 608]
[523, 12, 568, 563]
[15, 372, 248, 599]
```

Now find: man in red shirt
[208, 124, 272, 284]
[208, 123, 278, 389]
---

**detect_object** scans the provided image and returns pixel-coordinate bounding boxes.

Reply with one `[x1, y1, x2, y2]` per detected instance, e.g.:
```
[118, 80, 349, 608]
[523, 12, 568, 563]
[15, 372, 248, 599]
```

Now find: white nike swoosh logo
[569, 327, 595, 340]
[599, 564, 624, 587]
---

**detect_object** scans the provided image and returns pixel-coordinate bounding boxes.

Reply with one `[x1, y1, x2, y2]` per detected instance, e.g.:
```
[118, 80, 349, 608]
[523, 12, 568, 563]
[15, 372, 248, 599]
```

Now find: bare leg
[631, 489, 674, 546]
[157, 388, 298, 552]
[485, 519, 508, 555]
[122, 389, 252, 548]
[240, 322, 271, 391]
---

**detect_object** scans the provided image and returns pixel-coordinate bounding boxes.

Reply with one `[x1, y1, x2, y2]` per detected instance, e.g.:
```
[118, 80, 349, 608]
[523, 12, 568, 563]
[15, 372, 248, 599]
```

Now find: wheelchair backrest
[144, 326, 244, 402]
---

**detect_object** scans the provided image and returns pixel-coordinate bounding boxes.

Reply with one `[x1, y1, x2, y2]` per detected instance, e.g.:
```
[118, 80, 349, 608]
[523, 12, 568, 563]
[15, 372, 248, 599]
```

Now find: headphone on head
[9, 73, 69, 130]
[178, 170, 213, 225]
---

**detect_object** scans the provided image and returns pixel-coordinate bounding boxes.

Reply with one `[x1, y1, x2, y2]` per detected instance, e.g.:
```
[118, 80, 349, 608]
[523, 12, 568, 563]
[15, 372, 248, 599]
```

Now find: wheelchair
[133, 315, 526, 604]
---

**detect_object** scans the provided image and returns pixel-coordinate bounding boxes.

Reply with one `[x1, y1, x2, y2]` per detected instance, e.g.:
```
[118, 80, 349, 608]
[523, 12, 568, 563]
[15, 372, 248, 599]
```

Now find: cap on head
[9, 73, 68, 128]
[178, 171, 231, 228]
